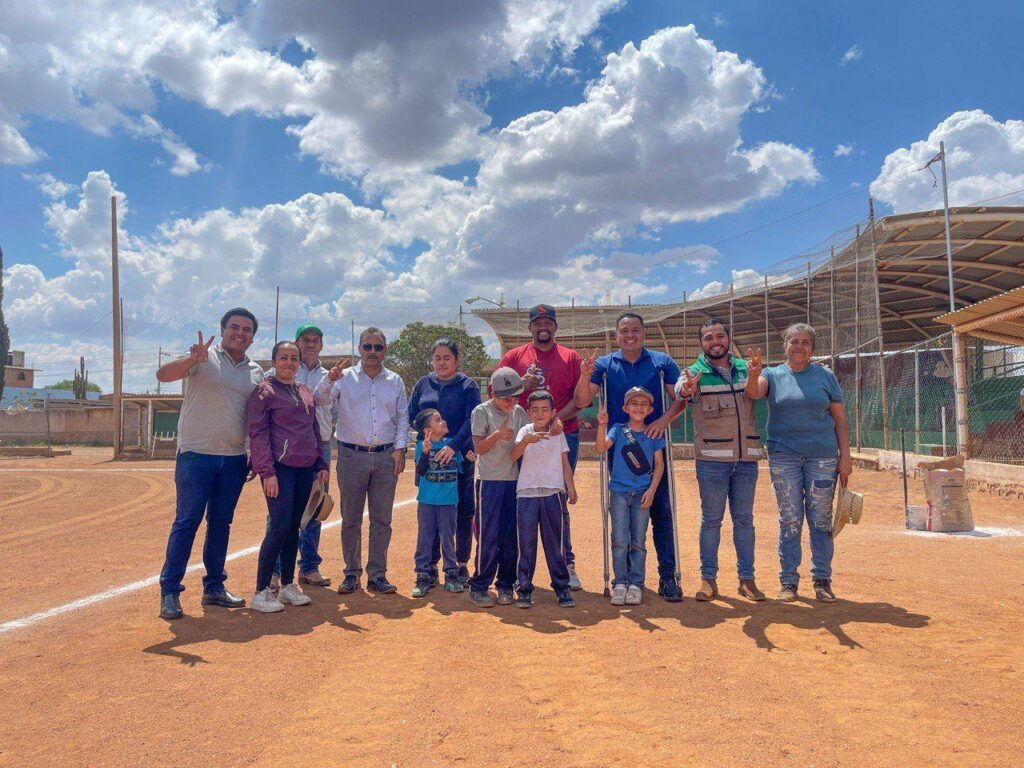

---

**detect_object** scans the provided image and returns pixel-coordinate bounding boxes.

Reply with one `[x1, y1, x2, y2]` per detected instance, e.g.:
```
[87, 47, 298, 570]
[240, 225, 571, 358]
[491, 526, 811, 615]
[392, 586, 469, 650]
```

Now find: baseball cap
[491, 367, 524, 398]
[295, 322, 324, 339]
[623, 386, 654, 405]
[529, 304, 557, 324]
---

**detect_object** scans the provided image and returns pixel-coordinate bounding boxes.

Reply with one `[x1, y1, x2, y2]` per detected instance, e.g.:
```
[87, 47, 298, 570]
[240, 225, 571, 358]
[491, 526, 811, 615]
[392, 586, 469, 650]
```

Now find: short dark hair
[413, 408, 440, 439]
[527, 390, 554, 408]
[431, 338, 459, 360]
[359, 327, 387, 346]
[698, 318, 731, 341]
[615, 311, 645, 329]
[221, 307, 258, 334]
[271, 340, 300, 361]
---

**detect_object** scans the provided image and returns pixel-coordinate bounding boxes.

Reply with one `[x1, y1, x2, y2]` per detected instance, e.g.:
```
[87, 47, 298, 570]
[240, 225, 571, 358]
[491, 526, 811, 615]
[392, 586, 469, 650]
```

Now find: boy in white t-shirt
[510, 390, 578, 608]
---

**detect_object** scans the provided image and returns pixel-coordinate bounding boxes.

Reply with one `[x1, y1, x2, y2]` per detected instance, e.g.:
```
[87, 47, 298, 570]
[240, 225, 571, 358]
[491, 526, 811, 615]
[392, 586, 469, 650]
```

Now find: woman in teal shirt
[745, 323, 852, 603]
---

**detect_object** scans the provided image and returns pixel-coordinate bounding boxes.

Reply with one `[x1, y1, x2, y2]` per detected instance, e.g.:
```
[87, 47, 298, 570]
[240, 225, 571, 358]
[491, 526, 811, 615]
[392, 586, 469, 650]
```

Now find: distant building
[4, 350, 37, 390]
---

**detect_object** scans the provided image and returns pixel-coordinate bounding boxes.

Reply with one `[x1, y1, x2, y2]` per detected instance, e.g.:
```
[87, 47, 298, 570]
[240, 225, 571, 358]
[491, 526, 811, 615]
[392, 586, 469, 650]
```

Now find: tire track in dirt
[0, 475, 68, 512]
[0, 474, 171, 545]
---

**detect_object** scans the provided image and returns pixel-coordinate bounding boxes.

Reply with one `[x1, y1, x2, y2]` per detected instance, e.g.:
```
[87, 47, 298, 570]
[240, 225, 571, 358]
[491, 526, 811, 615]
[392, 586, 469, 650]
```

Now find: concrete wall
[0, 405, 114, 445]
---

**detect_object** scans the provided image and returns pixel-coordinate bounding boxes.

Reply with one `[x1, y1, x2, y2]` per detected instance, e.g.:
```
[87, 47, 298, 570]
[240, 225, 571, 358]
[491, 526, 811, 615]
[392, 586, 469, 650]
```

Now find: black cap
[529, 304, 557, 324]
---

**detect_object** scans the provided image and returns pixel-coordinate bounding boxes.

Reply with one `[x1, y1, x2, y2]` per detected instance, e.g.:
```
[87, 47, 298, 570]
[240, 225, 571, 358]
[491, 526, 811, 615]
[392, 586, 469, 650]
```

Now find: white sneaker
[610, 584, 627, 605]
[269, 574, 281, 592]
[626, 585, 643, 605]
[278, 583, 312, 606]
[568, 564, 583, 591]
[252, 587, 284, 613]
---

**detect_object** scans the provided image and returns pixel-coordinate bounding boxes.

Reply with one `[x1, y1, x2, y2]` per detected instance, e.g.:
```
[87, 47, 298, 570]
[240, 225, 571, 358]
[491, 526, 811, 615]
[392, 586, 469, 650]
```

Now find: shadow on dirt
[424, 587, 929, 650]
[142, 586, 423, 665]
[144, 582, 929, 664]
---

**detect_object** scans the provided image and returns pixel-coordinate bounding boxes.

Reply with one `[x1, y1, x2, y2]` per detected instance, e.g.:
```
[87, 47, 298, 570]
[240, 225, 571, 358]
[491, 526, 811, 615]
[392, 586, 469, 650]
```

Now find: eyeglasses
[361, 343, 385, 352]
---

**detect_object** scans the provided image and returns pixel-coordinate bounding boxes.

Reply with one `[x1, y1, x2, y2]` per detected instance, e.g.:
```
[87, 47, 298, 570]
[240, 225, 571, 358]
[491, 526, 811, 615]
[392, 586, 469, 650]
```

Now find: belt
[339, 441, 394, 454]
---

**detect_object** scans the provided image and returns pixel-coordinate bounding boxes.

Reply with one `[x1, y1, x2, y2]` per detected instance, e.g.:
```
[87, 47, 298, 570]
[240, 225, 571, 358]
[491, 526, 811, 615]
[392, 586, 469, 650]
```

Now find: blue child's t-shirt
[763, 363, 844, 458]
[606, 425, 665, 493]
[415, 437, 462, 505]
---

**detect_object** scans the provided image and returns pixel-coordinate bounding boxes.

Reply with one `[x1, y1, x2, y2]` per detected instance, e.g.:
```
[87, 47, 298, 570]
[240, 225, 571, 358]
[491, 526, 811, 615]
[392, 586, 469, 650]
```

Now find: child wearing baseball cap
[466, 367, 530, 607]
[595, 386, 665, 606]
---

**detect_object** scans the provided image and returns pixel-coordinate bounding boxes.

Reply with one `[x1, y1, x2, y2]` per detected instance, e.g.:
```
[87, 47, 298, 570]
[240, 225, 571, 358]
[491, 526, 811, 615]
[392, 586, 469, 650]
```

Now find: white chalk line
[905, 525, 1024, 539]
[0, 498, 416, 635]
[2, 468, 175, 472]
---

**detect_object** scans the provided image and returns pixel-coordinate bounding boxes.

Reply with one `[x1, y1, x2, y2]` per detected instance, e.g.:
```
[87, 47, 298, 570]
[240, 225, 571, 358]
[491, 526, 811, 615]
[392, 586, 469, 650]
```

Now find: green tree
[387, 322, 489, 393]
[0, 245, 9, 402]
[47, 379, 102, 393]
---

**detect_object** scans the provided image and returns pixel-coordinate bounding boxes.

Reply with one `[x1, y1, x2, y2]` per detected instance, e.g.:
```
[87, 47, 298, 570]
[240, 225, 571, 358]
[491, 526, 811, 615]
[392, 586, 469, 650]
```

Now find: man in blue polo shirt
[574, 311, 687, 601]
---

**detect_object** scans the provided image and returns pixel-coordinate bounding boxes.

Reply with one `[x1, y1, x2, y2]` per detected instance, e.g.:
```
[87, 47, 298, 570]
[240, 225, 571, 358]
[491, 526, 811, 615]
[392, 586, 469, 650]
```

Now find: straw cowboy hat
[300, 480, 335, 531]
[832, 485, 863, 539]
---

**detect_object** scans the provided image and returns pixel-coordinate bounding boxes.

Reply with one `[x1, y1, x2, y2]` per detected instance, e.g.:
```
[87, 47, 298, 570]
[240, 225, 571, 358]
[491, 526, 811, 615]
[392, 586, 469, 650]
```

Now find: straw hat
[831, 486, 863, 539]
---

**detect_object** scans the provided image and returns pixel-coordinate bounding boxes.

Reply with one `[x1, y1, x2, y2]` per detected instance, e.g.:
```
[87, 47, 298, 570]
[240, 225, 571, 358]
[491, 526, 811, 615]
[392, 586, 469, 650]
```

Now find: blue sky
[2, 1, 1023, 389]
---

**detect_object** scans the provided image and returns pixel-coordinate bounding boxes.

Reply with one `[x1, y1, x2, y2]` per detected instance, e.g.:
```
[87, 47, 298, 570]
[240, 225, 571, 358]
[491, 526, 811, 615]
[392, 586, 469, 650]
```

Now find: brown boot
[695, 578, 718, 602]
[738, 579, 766, 601]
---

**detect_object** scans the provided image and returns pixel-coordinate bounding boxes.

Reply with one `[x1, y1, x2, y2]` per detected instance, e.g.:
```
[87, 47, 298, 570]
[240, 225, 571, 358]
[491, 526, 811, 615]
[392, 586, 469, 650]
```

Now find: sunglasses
[361, 343, 385, 352]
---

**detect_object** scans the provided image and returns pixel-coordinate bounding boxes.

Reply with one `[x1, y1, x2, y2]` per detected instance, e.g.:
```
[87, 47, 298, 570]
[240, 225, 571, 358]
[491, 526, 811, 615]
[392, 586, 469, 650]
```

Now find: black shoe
[456, 564, 471, 587]
[658, 578, 684, 603]
[412, 574, 431, 598]
[428, 570, 439, 587]
[556, 589, 575, 608]
[159, 593, 183, 620]
[813, 578, 836, 602]
[367, 576, 398, 594]
[515, 593, 532, 609]
[337, 575, 360, 594]
[201, 588, 246, 608]
[470, 590, 495, 608]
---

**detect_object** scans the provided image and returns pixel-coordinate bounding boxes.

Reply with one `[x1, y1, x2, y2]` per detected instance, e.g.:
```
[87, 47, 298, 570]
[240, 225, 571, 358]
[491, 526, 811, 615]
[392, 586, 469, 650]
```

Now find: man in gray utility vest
[676, 319, 766, 603]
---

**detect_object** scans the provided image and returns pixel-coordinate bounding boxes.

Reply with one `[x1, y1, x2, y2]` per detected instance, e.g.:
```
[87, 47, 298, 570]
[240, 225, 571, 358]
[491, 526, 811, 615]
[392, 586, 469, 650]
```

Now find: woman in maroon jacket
[247, 340, 329, 612]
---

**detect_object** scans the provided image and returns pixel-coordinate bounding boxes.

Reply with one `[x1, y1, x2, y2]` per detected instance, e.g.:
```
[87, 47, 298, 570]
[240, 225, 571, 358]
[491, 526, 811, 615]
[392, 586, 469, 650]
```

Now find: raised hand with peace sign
[327, 355, 351, 382]
[678, 368, 702, 399]
[579, 348, 599, 377]
[189, 331, 215, 364]
[745, 347, 765, 380]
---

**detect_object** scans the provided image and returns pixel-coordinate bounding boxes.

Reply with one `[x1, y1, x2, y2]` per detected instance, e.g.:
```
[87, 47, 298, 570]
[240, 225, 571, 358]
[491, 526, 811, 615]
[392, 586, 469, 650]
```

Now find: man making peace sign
[156, 308, 266, 620]
[675, 319, 766, 604]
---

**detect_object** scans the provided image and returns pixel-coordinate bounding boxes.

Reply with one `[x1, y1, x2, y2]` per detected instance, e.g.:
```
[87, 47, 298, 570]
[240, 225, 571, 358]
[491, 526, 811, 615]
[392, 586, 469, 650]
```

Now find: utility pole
[156, 346, 162, 395]
[111, 196, 122, 459]
[924, 140, 967, 453]
[274, 286, 280, 344]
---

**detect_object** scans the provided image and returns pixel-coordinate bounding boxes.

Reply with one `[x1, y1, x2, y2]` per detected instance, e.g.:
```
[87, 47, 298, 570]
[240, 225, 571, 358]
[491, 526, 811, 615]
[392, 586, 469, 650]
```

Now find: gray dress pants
[336, 445, 399, 579]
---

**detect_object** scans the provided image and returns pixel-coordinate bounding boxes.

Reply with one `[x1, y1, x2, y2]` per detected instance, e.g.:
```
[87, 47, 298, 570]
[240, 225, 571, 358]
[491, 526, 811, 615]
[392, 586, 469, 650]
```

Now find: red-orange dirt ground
[1, 448, 1022, 767]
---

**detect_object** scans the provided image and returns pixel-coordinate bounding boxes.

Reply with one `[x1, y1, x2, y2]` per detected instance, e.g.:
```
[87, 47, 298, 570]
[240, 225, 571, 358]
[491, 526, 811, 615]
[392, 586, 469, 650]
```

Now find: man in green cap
[268, 321, 335, 588]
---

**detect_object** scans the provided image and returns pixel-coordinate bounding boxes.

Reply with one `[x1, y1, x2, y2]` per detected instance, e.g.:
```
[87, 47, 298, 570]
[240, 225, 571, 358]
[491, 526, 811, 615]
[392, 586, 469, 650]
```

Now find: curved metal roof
[473, 206, 1024, 361]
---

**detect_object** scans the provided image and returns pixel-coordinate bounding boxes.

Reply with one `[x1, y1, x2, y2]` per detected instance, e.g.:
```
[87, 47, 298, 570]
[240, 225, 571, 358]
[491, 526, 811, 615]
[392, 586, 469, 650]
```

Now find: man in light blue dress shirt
[316, 327, 409, 595]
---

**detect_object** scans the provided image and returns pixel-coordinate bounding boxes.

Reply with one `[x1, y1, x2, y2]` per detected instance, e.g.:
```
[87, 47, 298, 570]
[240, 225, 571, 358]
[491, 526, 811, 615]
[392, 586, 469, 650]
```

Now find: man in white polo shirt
[316, 327, 409, 595]
[156, 307, 265, 620]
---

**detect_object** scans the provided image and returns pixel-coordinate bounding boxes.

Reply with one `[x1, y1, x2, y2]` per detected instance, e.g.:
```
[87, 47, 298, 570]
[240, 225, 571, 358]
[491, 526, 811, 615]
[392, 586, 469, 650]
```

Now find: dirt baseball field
[1, 448, 1022, 767]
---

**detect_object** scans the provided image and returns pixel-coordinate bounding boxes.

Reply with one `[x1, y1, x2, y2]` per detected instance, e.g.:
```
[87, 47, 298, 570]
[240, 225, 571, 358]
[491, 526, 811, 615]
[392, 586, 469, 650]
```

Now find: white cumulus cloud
[869, 109, 1024, 213]
[834, 143, 854, 157]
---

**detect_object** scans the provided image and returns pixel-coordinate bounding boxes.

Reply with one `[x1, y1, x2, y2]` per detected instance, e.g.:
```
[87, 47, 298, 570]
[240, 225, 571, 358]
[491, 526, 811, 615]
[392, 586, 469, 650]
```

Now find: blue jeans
[273, 441, 330, 577]
[415, 503, 458, 577]
[562, 431, 580, 566]
[609, 490, 649, 586]
[608, 447, 675, 579]
[768, 454, 838, 586]
[160, 452, 248, 596]
[695, 460, 758, 580]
